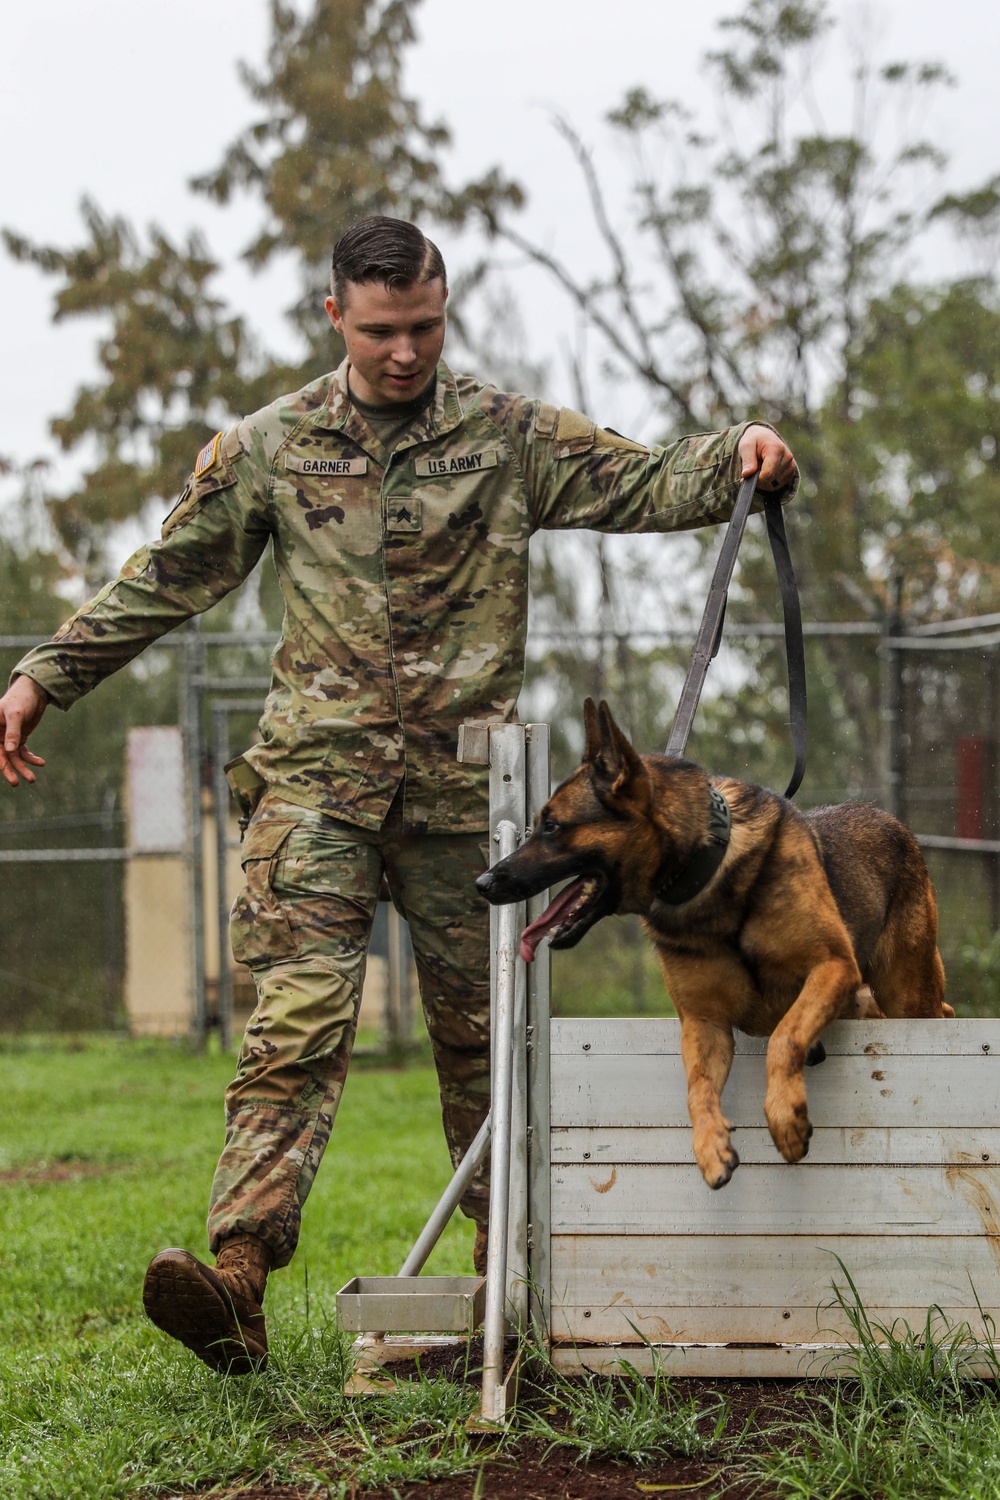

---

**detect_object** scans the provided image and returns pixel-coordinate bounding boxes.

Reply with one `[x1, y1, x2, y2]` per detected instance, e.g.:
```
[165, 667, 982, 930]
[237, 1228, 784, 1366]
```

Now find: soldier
[0, 215, 798, 1374]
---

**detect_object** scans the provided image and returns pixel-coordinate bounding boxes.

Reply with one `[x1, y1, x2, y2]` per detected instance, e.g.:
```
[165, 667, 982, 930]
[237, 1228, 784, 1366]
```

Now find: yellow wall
[125, 853, 192, 1036]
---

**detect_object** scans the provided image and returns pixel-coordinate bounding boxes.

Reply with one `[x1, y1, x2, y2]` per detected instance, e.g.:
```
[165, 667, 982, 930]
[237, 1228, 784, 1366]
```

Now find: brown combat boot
[473, 1224, 488, 1277]
[142, 1233, 272, 1374]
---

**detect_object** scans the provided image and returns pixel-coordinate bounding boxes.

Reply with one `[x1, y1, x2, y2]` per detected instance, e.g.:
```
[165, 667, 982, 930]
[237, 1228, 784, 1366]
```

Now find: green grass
[747, 1271, 1000, 1499]
[0, 1036, 480, 1498]
[8, 1040, 1000, 1499]
[519, 1352, 731, 1466]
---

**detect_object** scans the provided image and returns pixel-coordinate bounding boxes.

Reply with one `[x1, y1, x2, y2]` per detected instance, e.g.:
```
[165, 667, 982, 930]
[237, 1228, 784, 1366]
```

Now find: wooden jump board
[545, 1017, 1000, 1377]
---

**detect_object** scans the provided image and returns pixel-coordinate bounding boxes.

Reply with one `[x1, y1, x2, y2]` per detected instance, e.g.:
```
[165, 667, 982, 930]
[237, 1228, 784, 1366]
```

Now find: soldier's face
[325, 278, 447, 405]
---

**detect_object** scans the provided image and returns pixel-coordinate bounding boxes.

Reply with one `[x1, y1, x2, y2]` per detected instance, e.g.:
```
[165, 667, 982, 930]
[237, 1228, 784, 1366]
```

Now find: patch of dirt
[198, 1357, 823, 1500]
[213, 1429, 786, 1499]
[212, 1491, 314, 1500]
[219, 1451, 761, 1499]
[0, 1160, 130, 1184]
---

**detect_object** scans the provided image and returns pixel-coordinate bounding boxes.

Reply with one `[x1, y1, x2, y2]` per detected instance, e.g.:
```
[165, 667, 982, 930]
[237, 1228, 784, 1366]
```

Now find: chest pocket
[406, 446, 507, 548]
[279, 451, 379, 563]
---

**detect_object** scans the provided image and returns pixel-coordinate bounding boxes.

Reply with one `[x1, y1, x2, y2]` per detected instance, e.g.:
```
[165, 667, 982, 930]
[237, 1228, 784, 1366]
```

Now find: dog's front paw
[766, 1096, 813, 1163]
[693, 1126, 740, 1189]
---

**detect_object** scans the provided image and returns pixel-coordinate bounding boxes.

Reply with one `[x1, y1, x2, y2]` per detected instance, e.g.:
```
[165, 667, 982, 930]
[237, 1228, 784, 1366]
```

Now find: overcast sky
[2, 0, 998, 490]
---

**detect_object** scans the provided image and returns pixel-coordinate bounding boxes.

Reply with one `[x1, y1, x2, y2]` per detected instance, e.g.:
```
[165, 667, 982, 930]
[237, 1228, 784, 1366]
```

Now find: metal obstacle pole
[524, 722, 553, 1340]
[336, 721, 545, 1401]
[479, 817, 520, 1424]
[398, 1113, 492, 1278]
[211, 704, 234, 1052]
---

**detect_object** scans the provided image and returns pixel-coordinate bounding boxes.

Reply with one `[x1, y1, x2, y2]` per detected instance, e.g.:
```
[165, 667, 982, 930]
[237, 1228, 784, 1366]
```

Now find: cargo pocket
[230, 819, 299, 968]
[279, 824, 366, 898]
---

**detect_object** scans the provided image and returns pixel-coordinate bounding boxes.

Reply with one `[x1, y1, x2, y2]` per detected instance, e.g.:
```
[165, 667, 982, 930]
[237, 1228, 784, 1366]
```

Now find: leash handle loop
[764, 493, 807, 798]
[664, 472, 808, 799]
[665, 473, 758, 761]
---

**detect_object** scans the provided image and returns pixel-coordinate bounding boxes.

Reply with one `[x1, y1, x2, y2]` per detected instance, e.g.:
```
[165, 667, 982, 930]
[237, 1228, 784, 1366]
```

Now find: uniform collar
[313, 357, 465, 456]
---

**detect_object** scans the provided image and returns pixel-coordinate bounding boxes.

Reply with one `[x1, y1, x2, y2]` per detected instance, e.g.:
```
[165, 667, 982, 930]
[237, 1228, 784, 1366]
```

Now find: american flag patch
[194, 432, 222, 477]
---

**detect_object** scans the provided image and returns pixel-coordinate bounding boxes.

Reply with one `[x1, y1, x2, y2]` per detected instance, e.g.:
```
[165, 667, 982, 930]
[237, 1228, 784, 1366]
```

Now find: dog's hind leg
[870, 937, 947, 1018]
[868, 878, 947, 1019]
[844, 985, 884, 1020]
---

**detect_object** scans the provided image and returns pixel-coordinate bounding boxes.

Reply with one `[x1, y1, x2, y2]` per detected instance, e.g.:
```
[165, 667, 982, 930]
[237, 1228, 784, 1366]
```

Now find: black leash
[664, 473, 807, 799]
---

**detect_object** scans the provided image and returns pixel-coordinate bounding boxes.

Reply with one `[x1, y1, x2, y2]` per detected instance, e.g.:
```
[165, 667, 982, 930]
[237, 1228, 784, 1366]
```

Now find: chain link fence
[2, 605, 999, 1033]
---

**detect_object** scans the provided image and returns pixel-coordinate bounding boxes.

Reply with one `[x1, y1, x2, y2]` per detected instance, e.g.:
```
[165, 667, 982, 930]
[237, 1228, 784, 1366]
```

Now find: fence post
[881, 573, 905, 820]
[211, 704, 234, 1052]
[183, 619, 207, 1044]
[101, 786, 119, 1028]
[988, 649, 1000, 933]
[386, 906, 413, 1050]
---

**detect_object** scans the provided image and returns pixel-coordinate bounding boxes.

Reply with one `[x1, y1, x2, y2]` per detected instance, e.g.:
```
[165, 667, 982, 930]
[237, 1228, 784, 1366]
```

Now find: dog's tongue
[518, 878, 588, 964]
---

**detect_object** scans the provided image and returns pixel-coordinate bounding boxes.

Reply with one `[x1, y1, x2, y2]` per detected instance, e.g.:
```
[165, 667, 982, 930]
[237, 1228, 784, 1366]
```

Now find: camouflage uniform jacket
[14, 358, 772, 832]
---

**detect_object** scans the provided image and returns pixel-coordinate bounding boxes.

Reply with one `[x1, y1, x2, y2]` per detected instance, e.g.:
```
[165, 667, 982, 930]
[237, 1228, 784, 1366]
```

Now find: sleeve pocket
[671, 432, 725, 473]
[553, 407, 596, 458]
[161, 461, 239, 538]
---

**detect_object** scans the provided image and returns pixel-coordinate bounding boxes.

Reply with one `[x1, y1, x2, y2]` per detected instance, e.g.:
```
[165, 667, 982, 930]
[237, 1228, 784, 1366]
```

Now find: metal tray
[337, 1275, 487, 1334]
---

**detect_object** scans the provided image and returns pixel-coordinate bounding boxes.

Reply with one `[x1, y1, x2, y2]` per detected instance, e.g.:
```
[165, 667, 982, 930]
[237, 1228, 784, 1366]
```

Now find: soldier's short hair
[331, 216, 447, 306]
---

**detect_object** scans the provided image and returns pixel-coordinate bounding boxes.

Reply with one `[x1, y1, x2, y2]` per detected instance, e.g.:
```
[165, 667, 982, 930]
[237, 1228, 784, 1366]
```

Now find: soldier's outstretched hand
[739, 423, 798, 494]
[0, 675, 48, 787]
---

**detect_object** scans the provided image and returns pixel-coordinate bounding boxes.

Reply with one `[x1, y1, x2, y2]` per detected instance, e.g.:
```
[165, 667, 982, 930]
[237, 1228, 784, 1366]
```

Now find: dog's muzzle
[476, 855, 615, 963]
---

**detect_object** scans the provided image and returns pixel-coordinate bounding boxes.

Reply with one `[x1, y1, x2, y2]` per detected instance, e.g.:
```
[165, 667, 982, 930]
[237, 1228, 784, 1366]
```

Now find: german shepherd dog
[476, 699, 948, 1189]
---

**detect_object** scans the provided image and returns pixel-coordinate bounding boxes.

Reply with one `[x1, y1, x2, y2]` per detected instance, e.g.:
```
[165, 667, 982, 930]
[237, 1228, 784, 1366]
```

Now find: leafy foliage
[502, 0, 1000, 800]
[193, 0, 521, 360]
[2, 0, 520, 585]
[4, 204, 270, 587]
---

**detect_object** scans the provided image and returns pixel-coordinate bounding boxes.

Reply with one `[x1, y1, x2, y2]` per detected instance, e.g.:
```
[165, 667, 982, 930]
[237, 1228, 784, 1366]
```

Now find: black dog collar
[654, 786, 732, 906]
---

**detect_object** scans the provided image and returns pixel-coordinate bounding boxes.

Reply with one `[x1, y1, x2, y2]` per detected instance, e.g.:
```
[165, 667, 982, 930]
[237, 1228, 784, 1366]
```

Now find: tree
[4, 206, 267, 590]
[0, 0, 525, 1030]
[3, 0, 521, 589]
[193, 0, 521, 364]
[487, 0, 1000, 795]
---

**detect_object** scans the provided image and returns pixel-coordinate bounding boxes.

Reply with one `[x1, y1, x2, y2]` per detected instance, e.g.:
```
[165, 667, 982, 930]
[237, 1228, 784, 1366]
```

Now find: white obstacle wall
[542, 1017, 1000, 1377]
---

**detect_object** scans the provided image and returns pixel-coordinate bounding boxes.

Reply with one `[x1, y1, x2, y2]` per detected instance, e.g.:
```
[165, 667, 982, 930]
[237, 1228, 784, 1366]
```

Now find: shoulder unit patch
[194, 432, 222, 478]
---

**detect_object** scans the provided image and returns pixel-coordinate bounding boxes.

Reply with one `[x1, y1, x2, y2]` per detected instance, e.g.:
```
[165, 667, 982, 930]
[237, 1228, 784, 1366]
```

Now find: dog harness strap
[655, 786, 732, 905]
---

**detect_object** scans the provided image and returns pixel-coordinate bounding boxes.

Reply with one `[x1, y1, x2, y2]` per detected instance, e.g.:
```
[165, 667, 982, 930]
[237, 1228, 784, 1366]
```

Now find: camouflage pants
[207, 789, 491, 1268]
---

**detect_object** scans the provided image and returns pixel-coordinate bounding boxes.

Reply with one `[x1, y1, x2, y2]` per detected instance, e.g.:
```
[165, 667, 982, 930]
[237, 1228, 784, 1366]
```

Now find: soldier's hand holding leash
[0, 674, 48, 787]
[739, 423, 797, 492]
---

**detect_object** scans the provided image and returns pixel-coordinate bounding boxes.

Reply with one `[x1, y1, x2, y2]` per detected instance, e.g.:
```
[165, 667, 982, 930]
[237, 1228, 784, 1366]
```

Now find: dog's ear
[584, 699, 647, 804]
[583, 697, 602, 762]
